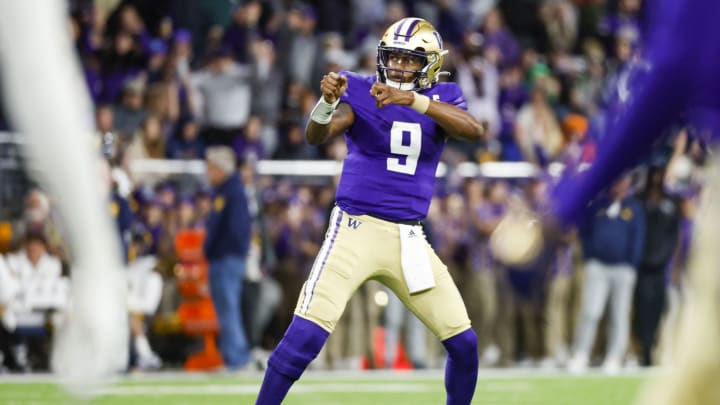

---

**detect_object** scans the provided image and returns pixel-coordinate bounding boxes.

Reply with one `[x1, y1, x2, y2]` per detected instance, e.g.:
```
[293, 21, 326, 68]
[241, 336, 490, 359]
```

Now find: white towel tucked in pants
[398, 224, 435, 294]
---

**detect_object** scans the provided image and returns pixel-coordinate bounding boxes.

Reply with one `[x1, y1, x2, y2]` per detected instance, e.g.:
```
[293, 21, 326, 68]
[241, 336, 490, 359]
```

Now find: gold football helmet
[377, 18, 448, 91]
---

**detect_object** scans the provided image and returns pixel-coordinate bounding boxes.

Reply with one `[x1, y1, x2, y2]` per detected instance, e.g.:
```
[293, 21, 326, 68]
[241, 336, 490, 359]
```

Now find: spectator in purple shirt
[138, 197, 166, 256]
[497, 65, 528, 161]
[166, 116, 206, 160]
[233, 116, 265, 163]
[146, 39, 169, 84]
[597, 0, 643, 54]
[481, 8, 521, 70]
[99, 30, 146, 103]
[176, 196, 203, 230]
[221, 1, 262, 64]
[467, 180, 510, 366]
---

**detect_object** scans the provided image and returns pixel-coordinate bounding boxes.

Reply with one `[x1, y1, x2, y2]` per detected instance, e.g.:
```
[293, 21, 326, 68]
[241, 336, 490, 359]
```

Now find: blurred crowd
[0, 0, 710, 374]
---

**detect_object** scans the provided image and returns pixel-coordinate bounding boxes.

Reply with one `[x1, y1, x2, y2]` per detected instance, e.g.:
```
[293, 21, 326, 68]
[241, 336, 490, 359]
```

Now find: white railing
[129, 158, 563, 179]
[1, 131, 569, 179]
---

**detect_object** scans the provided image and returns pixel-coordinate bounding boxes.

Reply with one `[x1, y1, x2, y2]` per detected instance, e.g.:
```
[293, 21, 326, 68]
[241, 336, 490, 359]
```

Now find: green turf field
[0, 371, 646, 405]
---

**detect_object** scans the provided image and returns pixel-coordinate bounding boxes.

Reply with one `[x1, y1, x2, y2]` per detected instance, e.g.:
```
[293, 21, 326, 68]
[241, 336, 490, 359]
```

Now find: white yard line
[0, 367, 652, 385]
[91, 382, 437, 396]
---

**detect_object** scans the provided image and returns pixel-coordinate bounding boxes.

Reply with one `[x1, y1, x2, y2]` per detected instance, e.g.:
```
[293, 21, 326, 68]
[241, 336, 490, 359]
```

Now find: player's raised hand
[320, 72, 347, 104]
[370, 82, 414, 108]
[489, 202, 545, 267]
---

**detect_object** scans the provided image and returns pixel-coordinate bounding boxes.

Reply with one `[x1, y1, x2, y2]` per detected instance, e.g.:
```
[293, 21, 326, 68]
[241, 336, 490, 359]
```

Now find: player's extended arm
[425, 99, 487, 142]
[491, 56, 692, 267]
[551, 58, 690, 225]
[370, 82, 487, 142]
[306, 72, 355, 145]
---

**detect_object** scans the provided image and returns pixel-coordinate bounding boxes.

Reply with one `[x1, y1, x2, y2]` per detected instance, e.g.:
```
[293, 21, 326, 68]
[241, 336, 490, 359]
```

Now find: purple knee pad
[267, 315, 329, 379]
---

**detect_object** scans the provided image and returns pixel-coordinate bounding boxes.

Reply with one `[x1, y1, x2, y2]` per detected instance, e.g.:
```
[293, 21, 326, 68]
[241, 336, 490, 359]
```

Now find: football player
[489, 1, 720, 404]
[0, 0, 128, 388]
[256, 18, 487, 405]
[541, 0, 719, 228]
[491, 0, 720, 263]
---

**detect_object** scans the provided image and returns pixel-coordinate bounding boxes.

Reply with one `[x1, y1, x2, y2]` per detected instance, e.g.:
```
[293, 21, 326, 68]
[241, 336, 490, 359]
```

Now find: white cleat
[567, 353, 589, 374]
[480, 345, 501, 367]
[601, 359, 622, 376]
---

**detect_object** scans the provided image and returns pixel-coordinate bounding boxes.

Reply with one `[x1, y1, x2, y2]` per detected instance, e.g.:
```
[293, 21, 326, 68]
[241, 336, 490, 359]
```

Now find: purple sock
[255, 316, 329, 405]
[255, 366, 293, 405]
[442, 329, 479, 405]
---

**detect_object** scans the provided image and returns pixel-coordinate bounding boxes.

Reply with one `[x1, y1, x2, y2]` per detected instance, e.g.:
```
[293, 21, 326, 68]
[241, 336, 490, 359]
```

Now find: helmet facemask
[376, 18, 448, 91]
[377, 46, 434, 91]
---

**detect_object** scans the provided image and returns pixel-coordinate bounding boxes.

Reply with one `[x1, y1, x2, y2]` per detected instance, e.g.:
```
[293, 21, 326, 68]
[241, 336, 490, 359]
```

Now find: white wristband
[411, 92, 431, 114]
[310, 96, 340, 125]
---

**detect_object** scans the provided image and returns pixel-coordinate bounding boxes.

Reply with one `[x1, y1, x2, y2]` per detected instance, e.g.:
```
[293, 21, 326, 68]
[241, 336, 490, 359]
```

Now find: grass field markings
[0, 376, 645, 405]
[478, 381, 532, 392]
[0, 369, 650, 386]
[0, 369, 657, 392]
[89, 382, 438, 396]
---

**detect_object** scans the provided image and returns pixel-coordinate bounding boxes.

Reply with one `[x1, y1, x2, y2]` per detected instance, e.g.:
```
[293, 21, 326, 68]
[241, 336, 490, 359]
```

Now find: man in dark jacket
[635, 166, 680, 366]
[568, 173, 646, 374]
[204, 146, 251, 370]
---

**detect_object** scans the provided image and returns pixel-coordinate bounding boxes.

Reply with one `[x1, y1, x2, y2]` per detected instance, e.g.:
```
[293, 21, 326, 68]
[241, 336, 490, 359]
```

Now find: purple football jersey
[334, 71, 467, 221]
[553, 0, 720, 225]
